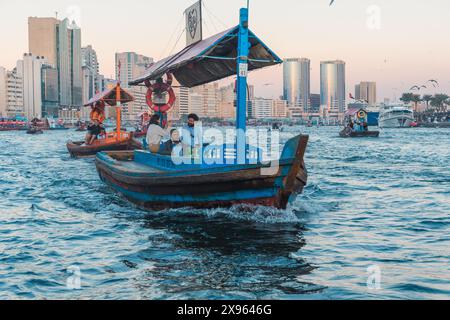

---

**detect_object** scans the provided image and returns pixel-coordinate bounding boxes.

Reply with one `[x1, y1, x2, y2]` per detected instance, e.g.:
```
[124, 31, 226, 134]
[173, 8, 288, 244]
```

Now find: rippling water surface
[0, 127, 449, 300]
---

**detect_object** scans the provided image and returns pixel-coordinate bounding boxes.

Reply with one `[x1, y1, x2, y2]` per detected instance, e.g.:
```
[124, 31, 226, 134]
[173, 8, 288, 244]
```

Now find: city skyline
[1, 0, 450, 101]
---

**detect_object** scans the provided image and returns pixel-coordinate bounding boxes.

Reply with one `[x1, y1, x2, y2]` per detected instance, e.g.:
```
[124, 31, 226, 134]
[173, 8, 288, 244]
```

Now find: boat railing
[134, 143, 266, 171]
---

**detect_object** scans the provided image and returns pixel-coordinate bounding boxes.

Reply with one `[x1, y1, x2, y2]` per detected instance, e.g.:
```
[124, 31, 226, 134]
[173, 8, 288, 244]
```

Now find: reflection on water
[137, 211, 323, 299]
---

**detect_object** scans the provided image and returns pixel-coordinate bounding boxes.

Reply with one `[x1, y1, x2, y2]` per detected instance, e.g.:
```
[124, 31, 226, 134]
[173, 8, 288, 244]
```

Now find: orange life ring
[358, 110, 366, 118]
[145, 73, 176, 113]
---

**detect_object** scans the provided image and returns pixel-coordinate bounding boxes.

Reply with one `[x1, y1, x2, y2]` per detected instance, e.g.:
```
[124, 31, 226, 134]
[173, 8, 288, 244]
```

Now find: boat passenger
[85, 119, 102, 145]
[181, 113, 201, 156]
[159, 129, 181, 156]
[146, 114, 170, 153]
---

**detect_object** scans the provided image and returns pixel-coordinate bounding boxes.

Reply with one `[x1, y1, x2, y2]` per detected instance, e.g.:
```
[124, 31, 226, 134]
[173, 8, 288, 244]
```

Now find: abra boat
[95, 2, 309, 210]
[340, 108, 380, 138]
[339, 129, 380, 138]
[67, 83, 142, 158]
[26, 127, 44, 135]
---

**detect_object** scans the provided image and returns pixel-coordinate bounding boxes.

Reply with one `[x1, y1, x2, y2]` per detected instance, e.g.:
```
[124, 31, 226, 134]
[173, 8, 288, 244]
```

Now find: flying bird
[410, 86, 420, 91]
[428, 80, 439, 87]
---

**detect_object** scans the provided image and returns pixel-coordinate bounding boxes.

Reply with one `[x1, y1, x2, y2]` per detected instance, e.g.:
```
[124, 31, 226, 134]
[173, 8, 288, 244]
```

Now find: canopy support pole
[116, 83, 121, 140]
[236, 7, 249, 165]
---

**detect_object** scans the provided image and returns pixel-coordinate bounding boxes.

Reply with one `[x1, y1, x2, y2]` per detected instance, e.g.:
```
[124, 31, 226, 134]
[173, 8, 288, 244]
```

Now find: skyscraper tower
[115, 52, 153, 88]
[320, 60, 346, 115]
[28, 17, 83, 110]
[355, 81, 377, 106]
[283, 58, 310, 112]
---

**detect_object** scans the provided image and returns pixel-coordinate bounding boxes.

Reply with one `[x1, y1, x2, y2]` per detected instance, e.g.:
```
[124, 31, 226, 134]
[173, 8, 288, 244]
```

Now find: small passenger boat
[95, 3, 309, 210]
[340, 108, 380, 138]
[26, 127, 44, 135]
[67, 83, 142, 158]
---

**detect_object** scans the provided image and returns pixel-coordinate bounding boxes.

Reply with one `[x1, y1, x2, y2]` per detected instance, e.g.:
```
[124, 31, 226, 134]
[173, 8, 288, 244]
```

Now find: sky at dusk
[1, 0, 450, 101]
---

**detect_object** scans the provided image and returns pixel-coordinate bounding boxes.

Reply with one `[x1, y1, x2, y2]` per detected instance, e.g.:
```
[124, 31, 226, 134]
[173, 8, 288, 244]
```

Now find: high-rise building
[172, 86, 190, 119]
[121, 86, 148, 122]
[82, 45, 99, 75]
[251, 99, 273, 119]
[310, 94, 321, 113]
[283, 58, 310, 112]
[251, 99, 288, 119]
[115, 52, 153, 88]
[355, 81, 377, 106]
[41, 65, 59, 117]
[28, 17, 83, 110]
[0, 67, 7, 117]
[28, 17, 59, 66]
[218, 102, 235, 119]
[18, 54, 47, 120]
[320, 60, 346, 115]
[188, 93, 203, 115]
[191, 83, 219, 118]
[219, 83, 235, 104]
[82, 45, 102, 105]
[272, 100, 288, 118]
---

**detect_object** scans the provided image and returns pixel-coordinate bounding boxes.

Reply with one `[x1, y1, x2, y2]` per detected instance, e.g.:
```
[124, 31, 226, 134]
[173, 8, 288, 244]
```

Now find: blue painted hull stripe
[103, 179, 278, 203]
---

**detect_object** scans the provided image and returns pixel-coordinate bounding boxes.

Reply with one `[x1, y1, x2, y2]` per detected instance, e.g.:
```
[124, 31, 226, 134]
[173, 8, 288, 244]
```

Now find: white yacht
[378, 104, 415, 128]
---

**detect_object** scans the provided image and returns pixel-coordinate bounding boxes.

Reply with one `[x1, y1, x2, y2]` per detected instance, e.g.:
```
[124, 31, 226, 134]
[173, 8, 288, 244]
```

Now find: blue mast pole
[236, 7, 249, 165]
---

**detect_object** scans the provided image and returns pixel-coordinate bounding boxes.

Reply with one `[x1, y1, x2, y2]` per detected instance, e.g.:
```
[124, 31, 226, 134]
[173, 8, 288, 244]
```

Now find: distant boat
[67, 83, 143, 158]
[379, 104, 415, 128]
[26, 127, 44, 135]
[340, 108, 380, 138]
[339, 128, 380, 138]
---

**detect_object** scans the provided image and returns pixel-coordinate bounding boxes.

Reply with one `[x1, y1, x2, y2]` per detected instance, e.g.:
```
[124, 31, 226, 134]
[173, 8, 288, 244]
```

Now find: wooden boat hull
[339, 130, 380, 138]
[95, 135, 308, 211]
[26, 129, 44, 135]
[67, 136, 142, 158]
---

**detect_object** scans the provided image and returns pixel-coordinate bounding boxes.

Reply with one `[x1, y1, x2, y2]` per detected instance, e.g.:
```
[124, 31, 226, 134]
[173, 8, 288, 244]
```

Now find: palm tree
[410, 94, 422, 113]
[400, 93, 414, 105]
[422, 94, 433, 111]
[430, 94, 449, 113]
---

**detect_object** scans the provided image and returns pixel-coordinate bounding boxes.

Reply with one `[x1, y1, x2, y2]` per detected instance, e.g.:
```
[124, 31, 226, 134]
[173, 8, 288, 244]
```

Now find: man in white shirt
[146, 114, 170, 153]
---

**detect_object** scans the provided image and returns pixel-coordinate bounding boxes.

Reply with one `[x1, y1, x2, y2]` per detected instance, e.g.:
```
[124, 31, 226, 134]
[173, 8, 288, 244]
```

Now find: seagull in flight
[427, 79, 439, 87]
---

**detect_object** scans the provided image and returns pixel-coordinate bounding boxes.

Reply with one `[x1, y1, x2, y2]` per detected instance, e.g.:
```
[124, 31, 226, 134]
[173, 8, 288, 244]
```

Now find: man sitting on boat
[85, 101, 106, 145]
[146, 114, 170, 153]
[159, 129, 181, 156]
[181, 113, 202, 157]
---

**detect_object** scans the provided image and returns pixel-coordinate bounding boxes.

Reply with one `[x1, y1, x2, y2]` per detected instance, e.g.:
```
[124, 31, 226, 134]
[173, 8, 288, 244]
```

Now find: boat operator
[85, 101, 106, 145]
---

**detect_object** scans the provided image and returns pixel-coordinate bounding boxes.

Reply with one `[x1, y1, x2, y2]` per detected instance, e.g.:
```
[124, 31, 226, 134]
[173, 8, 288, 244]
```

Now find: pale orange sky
[1, 0, 450, 101]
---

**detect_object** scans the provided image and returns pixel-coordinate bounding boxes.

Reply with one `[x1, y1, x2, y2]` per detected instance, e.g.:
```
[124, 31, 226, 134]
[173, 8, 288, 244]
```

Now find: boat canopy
[129, 26, 283, 88]
[84, 83, 135, 107]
